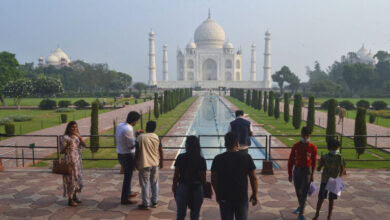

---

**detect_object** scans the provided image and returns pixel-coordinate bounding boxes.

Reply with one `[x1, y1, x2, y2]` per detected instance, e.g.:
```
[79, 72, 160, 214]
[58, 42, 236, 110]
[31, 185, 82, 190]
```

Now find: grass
[2, 97, 148, 107]
[226, 97, 390, 170]
[34, 96, 198, 168]
[0, 108, 112, 135]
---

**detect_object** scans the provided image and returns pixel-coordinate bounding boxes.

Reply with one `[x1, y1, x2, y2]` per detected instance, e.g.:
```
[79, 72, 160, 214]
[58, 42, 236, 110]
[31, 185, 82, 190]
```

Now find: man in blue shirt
[228, 110, 254, 153]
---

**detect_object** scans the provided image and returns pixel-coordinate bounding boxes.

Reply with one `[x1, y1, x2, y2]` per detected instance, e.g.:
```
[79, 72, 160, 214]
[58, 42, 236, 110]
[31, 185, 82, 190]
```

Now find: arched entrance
[202, 58, 217, 80]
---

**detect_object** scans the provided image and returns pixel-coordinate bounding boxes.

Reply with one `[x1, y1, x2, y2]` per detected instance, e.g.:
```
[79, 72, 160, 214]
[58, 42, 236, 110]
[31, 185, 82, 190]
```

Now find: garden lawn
[226, 97, 390, 169]
[0, 109, 112, 135]
[34, 96, 198, 168]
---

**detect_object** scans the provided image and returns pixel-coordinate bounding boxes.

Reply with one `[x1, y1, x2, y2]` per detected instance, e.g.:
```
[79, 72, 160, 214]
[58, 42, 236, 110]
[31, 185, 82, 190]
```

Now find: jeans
[219, 200, 248, 220]
[175, 182, 204, 220]
[139, 166, 159, 206]
[293, 167, 312, 214]
[118, 153, 134, 203]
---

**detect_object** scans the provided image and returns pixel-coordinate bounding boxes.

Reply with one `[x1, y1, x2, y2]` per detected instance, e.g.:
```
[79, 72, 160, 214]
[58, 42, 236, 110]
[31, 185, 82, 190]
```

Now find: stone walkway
[0, 101, 153, 168]
[0, 168, 389, 219]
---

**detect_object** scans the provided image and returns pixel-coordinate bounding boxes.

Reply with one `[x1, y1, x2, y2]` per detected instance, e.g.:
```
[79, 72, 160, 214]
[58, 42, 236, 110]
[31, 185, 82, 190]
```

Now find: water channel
[180, 96, 268, 169]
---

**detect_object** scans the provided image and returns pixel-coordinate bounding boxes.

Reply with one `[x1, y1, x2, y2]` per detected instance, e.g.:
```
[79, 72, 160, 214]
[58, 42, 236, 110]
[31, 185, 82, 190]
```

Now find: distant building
[346, 45, 378, 66]
[38, 47, 71, 68]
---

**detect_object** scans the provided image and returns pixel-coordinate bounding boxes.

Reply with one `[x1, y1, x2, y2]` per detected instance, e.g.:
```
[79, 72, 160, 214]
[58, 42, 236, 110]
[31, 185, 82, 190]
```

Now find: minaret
[163, 44, 168, 81]
[263, 30, 272, 88]
[148, 31, 157, 86]
[250, 43, 256, 81]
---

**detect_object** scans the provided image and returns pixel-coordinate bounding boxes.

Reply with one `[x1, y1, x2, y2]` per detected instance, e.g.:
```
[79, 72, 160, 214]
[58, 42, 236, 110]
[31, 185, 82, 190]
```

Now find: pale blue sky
[1, 0, 389, 83]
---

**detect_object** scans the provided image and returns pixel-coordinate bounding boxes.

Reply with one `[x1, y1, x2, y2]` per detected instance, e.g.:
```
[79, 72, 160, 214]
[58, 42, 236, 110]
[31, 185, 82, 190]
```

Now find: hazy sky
[1, 0, 390, 84]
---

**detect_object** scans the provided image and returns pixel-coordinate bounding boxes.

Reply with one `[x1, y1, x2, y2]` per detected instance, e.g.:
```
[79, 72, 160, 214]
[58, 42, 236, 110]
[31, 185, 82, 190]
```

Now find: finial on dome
[208, 8, 211, 19]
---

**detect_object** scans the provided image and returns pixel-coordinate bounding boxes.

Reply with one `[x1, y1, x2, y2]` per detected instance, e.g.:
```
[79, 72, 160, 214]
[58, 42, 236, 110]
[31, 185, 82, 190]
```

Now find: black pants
[293, 167, 311, 214]
[118, 153, 134, 203]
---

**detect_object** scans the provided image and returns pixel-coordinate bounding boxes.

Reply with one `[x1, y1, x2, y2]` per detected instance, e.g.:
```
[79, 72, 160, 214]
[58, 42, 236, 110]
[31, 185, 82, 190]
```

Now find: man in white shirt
[135, 121, 163, 209]
[116, 111, 143, 205]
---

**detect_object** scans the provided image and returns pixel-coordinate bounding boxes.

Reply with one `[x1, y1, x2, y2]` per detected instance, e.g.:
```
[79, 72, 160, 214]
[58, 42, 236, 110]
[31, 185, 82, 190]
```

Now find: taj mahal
[148, 12, 273, 89]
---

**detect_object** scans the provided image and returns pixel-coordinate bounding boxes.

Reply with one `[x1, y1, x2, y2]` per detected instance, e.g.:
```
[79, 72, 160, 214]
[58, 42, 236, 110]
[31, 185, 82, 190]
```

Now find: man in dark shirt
[211, 132, 258, 220]
[228, 110, 254, 153]
[288, 126, 317, 220]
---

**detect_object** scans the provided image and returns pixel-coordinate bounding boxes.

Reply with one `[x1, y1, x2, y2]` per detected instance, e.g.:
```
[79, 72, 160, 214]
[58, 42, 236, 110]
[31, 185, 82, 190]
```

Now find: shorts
[318, 182, 338, 200]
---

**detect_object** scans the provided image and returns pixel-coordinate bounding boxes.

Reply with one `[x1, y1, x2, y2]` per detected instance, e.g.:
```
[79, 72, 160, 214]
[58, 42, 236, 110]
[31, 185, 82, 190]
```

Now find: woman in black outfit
[172, 136, 207, 220]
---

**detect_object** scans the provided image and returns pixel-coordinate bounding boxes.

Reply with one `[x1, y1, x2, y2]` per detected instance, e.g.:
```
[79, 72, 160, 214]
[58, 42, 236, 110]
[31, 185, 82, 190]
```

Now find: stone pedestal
[261, 160, 273, 175]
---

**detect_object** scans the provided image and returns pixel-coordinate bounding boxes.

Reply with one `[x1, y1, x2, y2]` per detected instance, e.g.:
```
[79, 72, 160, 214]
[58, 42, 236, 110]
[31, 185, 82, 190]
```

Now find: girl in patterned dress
[61, 121, 86, 207]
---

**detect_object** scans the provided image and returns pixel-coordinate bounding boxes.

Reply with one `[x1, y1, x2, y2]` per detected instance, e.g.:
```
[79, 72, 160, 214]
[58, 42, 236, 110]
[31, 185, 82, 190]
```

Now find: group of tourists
[59, 109, 346, 220]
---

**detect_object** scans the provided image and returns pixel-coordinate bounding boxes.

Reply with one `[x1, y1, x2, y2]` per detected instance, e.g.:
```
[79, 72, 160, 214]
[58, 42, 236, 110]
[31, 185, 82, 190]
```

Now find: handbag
[203, 182, 213, 199]
[52, 154, 73, 175]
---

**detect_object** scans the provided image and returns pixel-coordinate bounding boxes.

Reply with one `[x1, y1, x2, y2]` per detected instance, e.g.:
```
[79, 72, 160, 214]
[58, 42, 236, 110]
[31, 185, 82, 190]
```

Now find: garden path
[0, 101, 153, 168]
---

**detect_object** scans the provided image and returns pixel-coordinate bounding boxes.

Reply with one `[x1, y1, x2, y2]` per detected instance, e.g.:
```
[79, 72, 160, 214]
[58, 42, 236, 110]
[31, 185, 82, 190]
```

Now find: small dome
[194, 16, 225, 48]
[223, 41, 234, 49]
[39, 56, 44, 60]
[46, 54, 60, 64]
[52, 48, 70, 63]
[186, 41, 197, 49]
[265, 30, 271, 36]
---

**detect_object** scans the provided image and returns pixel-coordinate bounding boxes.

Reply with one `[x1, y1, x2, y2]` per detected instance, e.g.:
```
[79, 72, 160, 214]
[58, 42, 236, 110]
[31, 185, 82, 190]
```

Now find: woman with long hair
[61, 121, 86, 207]
[172, 136, 207, 220]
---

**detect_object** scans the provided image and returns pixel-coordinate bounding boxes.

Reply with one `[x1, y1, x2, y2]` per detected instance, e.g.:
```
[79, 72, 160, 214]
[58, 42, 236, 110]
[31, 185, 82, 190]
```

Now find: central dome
[194, 16, 225, 49]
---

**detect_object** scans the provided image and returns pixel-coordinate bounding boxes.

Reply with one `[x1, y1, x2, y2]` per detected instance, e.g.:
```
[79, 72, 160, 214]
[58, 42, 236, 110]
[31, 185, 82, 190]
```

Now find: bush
[58, 100, 71, 108]
[284, 93, 290, 123]
[39, 99, 57, 110]
[372, 101, 388, 110]
[0, 117, 12, 125]
[354, 107, 367, 159]
[339, 100, 355, 110]
[326, 99, 337, 143]
[369, 114, 376, 123]
[356, 100, 370, 109]
[307, 96, 315, 133]
[61, 114, 67, 123]
[292, 94, 302, 129]
[125, 101, 129, 105]
[320, 99, 338, 110]
[8, 114, 33, 122]
[5, 123, 15, 136]
[56, 108, 75, 112]
[74, 99, 90, 109]
[135, 99, 138, 104]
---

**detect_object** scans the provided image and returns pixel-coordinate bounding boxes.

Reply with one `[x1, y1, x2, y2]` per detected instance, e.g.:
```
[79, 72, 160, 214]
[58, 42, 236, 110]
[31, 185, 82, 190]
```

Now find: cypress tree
[148, 106, 151, 121]
[284, 93, 290, 123]
[326, 99, 337, 143]
[258, 91, 262, 110]
[140, 110, 144, 130]
[292, 94, 302, 129]
[90, 101, 99, 157]
[274, 96, 280, 119]
[268, 91, 274, 116]
[263, 91, 268, 113]
[163, 90, 168, 113]
[240, 89, 245, 102]
[252, 90, 257, 108]
[306, 96, 315, 133]
[159, 94, 163, 115]
[154, 93, 159, 119]
[354, 107, 367, 159]
[246, 90, 251, 106]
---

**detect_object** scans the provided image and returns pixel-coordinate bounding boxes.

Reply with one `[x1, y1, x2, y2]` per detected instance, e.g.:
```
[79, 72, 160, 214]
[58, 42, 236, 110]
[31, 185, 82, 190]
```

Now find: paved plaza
[0, 168, 389, 220]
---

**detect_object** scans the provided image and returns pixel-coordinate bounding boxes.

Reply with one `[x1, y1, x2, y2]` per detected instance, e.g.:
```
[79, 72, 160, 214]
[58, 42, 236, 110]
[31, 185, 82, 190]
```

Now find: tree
[263, 91, 268, 113]
[292, 94, 302, 129]
[306, 61, 329, 84]
[287, 74, 301, 95]
[246, 90, 251, 106]
[153, 93, 159, 119]
[258, 91, 262, 110]
[342, 63, 376, 95]
[354, 107, 367, 159]
[284, 93, 290, 123]
[326, 99, 337, 143]
[274, 96, 280, 119]
[32, 76, 64, 98]
[374, 50, 390, 62]
[90, 101, 100, 158]
[2, 78, 33, 110]
[133, 82, 147, 97]
[306, 96, 315, 133]
[0, 51, 23, 105]
[310, 80, 343, 97]
[251, 90, 257, 108]
[268, 91, 274, 116]
[272, 66, 293, 94]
